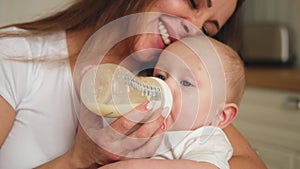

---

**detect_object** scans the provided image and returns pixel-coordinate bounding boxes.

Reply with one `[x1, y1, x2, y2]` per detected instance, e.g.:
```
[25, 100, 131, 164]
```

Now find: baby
[150, 36, 246, 169]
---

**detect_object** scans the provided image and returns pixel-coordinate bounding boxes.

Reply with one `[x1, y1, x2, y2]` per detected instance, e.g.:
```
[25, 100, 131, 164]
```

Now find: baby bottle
[80, 63, 173, 118]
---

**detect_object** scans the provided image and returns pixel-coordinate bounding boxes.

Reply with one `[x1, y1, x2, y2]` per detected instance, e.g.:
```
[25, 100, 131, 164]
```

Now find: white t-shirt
[0, 27, 78, 169]
[152, 126, 233, 169]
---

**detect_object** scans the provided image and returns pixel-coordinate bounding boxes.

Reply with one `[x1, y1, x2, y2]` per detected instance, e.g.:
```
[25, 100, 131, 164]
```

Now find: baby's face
[153, 42, 213, 131]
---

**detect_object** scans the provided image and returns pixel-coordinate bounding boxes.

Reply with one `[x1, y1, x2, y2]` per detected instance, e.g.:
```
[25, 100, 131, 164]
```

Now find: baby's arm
[99, 159, 218, 169]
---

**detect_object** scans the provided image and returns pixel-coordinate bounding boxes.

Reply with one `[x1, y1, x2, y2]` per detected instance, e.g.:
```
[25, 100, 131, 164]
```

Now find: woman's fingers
[128, 133, 164, 158]
[75, 102, 167, 164]
[126, 113, 164, 139]
[91, 108, 165, 159]
[109, 102, 160, 135]
[97, 119, 164, 158]
[119, 114, 163, 145]
[121, 120, 165, 158]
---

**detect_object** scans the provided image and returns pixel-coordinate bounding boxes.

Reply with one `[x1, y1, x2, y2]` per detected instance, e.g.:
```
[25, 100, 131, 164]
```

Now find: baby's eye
[157, 74, 166, 81]
[180, 80, 192, 87]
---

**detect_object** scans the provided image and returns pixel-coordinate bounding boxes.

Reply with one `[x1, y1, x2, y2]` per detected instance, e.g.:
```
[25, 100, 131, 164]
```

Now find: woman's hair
[1, 0, 245, 49]
[214, 0, 246, 52]
[1, 0, 155, 34]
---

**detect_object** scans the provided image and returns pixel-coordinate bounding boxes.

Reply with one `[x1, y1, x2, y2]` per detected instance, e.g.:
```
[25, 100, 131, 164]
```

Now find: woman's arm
[224, 124, 267, 169]
[35, 103, 166, 169]
[34, 126, 106, 169]
[100, 159, 218, 169]
[0, 96, 16, 147]
[99, 124, 267, 169]
[0, 95, 80, 169]
[36, 121, 268, 169]
[0, 94, 164, 169]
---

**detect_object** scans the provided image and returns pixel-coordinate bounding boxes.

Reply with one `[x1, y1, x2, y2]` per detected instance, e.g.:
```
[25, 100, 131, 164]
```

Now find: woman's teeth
[158, 21, 171, 46]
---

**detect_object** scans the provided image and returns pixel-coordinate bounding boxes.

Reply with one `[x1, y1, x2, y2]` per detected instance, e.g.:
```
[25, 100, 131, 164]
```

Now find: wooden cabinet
[233, 86, 300, 169]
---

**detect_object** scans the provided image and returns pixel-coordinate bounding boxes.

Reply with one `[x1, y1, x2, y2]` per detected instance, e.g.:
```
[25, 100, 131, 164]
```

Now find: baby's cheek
[167, 98, 182, 129]
[170, 98, 181, 120]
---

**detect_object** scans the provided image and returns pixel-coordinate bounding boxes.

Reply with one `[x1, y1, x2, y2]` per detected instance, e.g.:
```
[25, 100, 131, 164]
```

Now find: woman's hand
[70, 102, 166, 168]
[98, 159, 219, 169]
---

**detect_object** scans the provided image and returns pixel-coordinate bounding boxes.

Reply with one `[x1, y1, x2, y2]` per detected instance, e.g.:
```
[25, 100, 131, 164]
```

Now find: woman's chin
[131, 48, 161, 63]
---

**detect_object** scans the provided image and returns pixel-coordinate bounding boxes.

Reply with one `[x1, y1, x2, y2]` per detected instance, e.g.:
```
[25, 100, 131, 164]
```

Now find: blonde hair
[210, 38, 246, 105]
[164, 36, 245, 105]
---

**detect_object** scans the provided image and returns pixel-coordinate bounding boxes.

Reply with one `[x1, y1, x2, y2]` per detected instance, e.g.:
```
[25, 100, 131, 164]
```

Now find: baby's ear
[217, 103, 238, 129]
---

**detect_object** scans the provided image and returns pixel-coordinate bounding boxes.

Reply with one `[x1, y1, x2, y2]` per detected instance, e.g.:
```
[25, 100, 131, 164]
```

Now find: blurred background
[237, 1, 300, 169]
[0, 0, 73, 27]
[0, 0, 299, 168]
[242, 0, 300, 66]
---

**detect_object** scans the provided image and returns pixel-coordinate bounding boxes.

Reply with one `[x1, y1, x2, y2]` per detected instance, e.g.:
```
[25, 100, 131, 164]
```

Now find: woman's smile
[158, 20, 171, 46]
[157, 16, 181, 48]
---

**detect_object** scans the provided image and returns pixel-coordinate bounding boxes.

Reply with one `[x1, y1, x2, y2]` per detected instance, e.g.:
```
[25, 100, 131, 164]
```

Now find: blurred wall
[0, 0, 74, 26]
[244, 0, 300, 66]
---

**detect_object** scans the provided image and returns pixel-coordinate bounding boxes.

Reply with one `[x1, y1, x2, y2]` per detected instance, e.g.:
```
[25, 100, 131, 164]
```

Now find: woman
[0, 0, 267, 168]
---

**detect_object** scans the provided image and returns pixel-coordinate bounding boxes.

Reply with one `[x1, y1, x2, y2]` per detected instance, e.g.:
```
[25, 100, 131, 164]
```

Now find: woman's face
[133, 0, 237, 62]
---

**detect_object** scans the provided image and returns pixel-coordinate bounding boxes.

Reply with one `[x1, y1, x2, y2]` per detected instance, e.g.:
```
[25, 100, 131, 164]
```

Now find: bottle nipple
[80, 63, 173, 118]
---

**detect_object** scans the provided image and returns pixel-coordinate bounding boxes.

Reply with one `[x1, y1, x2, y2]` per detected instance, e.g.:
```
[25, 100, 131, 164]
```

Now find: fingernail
[146, 101, 154, 110]
[161, 118, 168, 130]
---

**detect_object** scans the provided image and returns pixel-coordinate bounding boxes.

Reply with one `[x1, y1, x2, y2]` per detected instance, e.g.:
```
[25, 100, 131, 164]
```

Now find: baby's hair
[209, 38, 246, 105]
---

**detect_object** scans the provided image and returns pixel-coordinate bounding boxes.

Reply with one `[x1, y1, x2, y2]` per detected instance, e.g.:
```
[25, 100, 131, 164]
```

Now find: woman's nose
[182, 10, 212, 36]
[180, 19, 200, 37]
